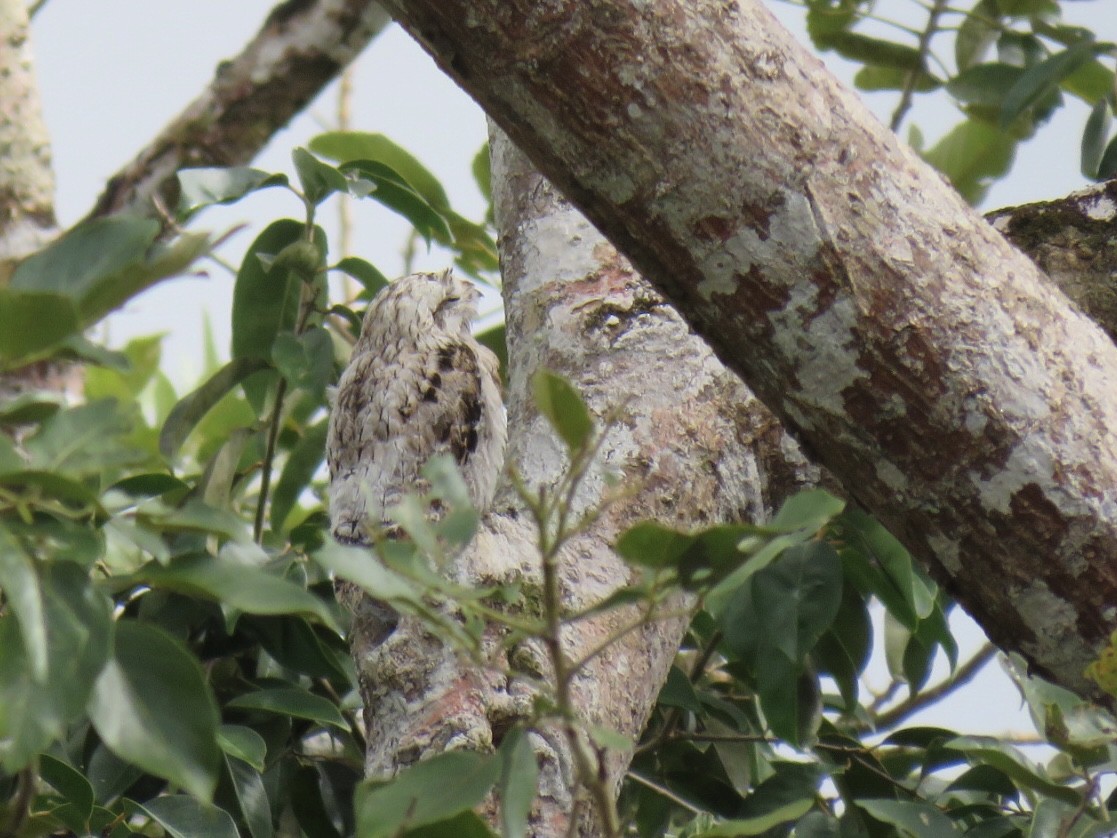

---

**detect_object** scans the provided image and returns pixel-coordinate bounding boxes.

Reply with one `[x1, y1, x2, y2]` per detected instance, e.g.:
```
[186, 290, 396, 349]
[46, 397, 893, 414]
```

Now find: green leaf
[1099, 136, 1117, 181]
[310, 131, 451, 210]
[40, 753, 95, 825]
[272, 326, 334, 398]
[0, 563, 113, 770]
[159, 357, 271, 458]
[853, 66, 939, 93]
[532, 369, 593, 452]
[498, 729, 537, 838]
[471, 142, 492, 204]
[132, 795, 239, 838]
[0, 289, 81, 365]
[177, 166, 288, 217]
[225, 755, 274, 838]
[1062, 58, 1116, 105]
[770, 489, 844, 532]
[338, 159, 453, 245]
[333, 256, 389, 298]
[292, 147, 348, 206]
[0, 528, 47, 681]
[814, 32, 923, 71]
[476, 324, 507, 385]
[227, 687, 347, 729]
[751, 542, 843, 664]
[231, 219, 305, 362]
[289, 765, 345, 838]
[354, 751, 501, 838]
[270, 419, 328, 532]
[955, 0, 1001, 71]
[946, 64, 1026, 108]
[1081, 98, 1111, 181]
[921, 117, 1016, 206]
[88, 622, 221, 801]
[946, 736, 1083, 805]
[856, 799, 960, 835]
[1000, 41, 1099, 129]
[135, 553, 339, 631]
[218, 724, 268, 771]
[616, 522, 694, 569]
[694, 800, 815, 836]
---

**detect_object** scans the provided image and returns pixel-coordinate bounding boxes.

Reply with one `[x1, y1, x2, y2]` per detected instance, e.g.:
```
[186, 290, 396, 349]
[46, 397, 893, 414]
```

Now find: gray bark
[373, 0, 1117, 701]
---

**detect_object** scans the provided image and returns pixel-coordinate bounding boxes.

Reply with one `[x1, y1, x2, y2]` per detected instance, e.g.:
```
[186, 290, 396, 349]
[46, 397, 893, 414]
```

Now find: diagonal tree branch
[374, 0, 1117, 702]
[85, 0, 390, 223]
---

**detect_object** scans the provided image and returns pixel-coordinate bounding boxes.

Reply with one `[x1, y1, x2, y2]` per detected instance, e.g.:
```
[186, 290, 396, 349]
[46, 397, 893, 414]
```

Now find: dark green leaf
[136, 553, 339, 630]
[476, 324, 507, 385]
[955, 0, 1001, 71]
[338, 160, 453, 245]
[133, 795, 239, 838]
[0, 528, 47, 681]
[498, 728, 537, 838]
[853, 66, 939, 93]
[89, 622, 221, 801]
[293, 148, 348, 205]
[0, 563, 112, 770]
[921, 117, 1016, 206]
[946, 736, 1083, 805]
[615, 522, 694, 569]
[219, 724, 268, 772]
[856, 799, 960, 835]
[694, 801, 816, 836]
[310, 131, 451, 210]
[406, 812, 496, 838]
[354, 751, 500, 838]
[815, 32, 923, 71]
[658, 665, 703, 713]
[177, 167, 288, 217]
[290, 765, 345, 838]
[532, 369, 593, 452]
[471, 142, 492, 204]
[231, 219, 304, 362]
[751, 542, 843, 664]
[227, 686, 346, 729]
[0, 289, 81, 365]
[108, 471, 186, 500]
[1001, 42, 1099, 128]
[159, 357, 271, 458]
[1082, 99, 1111, 179]
[40, 753, 95, 824]
[270, 419, 328, 532]
[225, 755, 274, 838]
[947, 64, 1026, 107]
[1099, 136, 1117, 180]
[333, 256, 389, 298]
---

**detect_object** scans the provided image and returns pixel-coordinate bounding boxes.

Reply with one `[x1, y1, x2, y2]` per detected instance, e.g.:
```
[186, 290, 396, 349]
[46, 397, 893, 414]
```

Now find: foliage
[796, 0, 1117, 202]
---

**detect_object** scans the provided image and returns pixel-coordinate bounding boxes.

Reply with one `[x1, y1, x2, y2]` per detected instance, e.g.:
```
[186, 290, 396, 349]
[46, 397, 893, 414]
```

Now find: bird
[326, 269, 506, 546]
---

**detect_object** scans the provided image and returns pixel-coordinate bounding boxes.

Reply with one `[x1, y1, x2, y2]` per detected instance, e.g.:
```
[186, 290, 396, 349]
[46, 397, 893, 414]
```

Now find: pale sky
[28, 0, 1110, 746]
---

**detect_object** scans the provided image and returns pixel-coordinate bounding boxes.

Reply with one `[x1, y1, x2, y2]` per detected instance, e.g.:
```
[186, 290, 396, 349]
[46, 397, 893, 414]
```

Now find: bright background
[27, 0, 1109, 746]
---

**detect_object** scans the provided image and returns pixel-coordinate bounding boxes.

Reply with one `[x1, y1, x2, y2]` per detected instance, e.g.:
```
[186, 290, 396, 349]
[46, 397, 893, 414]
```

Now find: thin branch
[86, 0, 390, 224]
[890, 0, 949, 131]
[868, 642, 999, 732]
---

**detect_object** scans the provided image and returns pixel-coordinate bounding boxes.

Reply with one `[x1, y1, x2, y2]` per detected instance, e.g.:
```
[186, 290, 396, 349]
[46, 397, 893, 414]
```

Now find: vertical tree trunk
[349, 127, 820, 832]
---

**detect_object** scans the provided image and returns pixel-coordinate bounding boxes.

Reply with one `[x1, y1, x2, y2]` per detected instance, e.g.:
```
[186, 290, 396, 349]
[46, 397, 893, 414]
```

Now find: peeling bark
[349, 129, 818, 832]
[374, 0, 1117, 700]
[86, 0, 390, 222]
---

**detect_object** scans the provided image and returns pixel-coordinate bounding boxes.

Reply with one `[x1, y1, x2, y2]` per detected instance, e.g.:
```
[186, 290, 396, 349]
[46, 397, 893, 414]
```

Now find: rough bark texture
[86, 0, 389, 222]
[349, 128, 818, 832]
[376, 0, 1117, 700]
[989, 182, 1117, 344]
[0, 0, 56, 264]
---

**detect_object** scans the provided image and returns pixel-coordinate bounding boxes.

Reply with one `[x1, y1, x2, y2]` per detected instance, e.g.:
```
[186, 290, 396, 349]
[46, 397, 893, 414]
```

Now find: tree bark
[374, 0, 1117, 701]
[348, 126, 819, 832]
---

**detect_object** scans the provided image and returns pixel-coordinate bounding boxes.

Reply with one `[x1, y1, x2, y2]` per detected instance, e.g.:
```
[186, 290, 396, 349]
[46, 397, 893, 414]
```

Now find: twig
[867, 642, 999, 732]
[890, 0, 949, 131]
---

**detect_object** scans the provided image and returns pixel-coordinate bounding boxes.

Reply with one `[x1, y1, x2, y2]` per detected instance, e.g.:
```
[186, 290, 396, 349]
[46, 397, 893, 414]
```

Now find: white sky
[28, 0, 1109, 748]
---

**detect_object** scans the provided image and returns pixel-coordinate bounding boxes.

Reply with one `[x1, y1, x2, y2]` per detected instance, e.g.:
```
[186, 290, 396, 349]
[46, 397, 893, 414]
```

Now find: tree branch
[376, 0, 1117, 702]
[85, 0, 390, 223]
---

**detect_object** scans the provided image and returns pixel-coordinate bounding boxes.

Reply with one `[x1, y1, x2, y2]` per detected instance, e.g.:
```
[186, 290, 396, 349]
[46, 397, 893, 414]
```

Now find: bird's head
[357, 269, 482, 348]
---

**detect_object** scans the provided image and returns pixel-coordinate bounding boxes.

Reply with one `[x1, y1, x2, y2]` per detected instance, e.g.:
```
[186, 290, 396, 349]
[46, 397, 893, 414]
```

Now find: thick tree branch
[376, 0, 1117, 701]
[86, 0, 389, 222]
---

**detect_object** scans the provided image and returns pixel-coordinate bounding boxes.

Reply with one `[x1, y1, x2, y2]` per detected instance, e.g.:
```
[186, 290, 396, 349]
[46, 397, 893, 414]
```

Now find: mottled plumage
[327, 270, 506, 544]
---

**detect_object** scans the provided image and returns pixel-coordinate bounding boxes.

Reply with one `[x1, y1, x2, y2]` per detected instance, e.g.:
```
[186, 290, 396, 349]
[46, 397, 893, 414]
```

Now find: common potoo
[327, 270, 506, 545]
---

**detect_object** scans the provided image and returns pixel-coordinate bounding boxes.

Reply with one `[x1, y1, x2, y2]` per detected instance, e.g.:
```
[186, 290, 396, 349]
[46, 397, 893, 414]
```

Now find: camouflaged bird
[327, 270, 506, 545]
